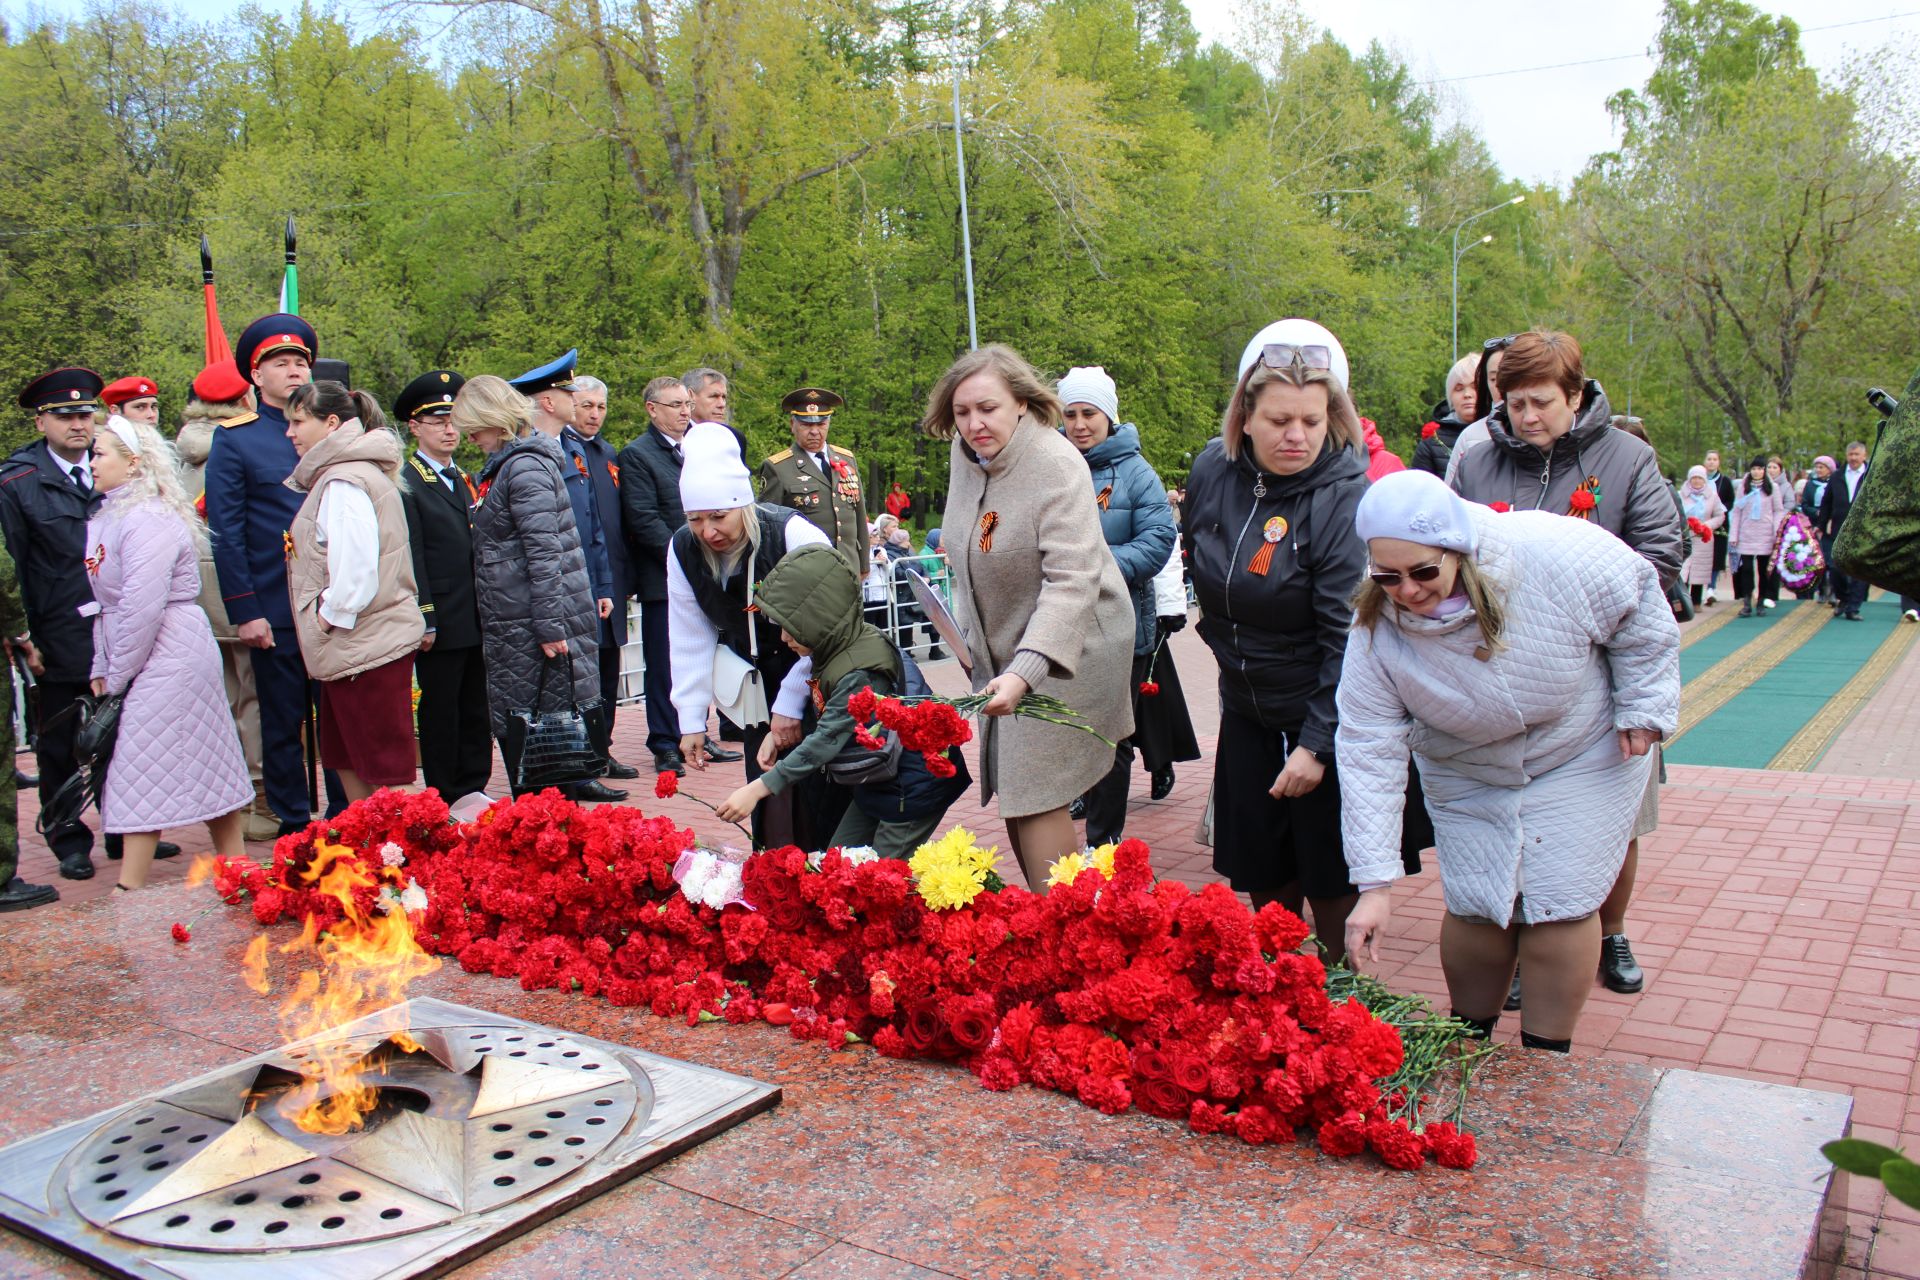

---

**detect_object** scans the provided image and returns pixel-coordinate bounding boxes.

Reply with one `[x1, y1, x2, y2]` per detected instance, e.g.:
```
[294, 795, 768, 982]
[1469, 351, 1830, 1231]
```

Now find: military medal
[1246, 515, 1287, 576]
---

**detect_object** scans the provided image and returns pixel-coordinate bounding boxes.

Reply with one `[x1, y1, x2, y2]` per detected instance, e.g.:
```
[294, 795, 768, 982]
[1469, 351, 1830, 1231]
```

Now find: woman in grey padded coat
[453, 376, 599, 789]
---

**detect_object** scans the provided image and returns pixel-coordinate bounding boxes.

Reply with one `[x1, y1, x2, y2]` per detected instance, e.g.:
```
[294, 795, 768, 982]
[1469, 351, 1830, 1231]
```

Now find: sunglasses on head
[1368, 558, 1448, 588]
[1259, 343, 1333, 373]
[1481, 334, 1517, 353]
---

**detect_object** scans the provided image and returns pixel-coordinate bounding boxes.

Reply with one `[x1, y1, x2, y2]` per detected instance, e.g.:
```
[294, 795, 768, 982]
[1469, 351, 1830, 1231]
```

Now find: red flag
[201, 235, 233, 364]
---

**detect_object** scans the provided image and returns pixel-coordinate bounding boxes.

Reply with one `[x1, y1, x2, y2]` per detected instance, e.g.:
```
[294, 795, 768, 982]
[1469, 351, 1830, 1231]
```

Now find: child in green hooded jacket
[715, 545, 969, 855]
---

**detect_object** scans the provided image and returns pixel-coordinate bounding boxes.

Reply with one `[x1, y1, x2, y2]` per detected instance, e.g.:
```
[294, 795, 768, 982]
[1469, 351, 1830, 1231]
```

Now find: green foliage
[1822, 1139, 1920, 1212]
[1, 0, 1915, 494]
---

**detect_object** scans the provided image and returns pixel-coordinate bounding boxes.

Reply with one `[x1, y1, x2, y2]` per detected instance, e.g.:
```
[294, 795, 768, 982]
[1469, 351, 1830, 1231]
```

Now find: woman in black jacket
[1410, 352, 1481, 477]
[453, 375, 604, 796]
[1185, 319, 1369, 962]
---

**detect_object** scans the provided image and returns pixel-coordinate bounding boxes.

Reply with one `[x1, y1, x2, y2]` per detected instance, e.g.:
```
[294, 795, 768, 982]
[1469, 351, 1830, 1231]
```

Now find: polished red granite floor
[10, 624, 1912, 1275]
[0, 884, 1853, 1278]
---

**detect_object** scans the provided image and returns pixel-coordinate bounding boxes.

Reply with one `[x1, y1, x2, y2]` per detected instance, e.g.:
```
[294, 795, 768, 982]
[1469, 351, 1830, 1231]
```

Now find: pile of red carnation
[847, 687, 971, 778]
[1687, 516, 1714, 541]
[212, 790, 1477, 1170]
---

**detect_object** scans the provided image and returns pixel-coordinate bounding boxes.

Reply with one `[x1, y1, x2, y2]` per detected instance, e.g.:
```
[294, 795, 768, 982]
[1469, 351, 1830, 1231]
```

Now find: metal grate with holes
[0, 998, 778, 1278]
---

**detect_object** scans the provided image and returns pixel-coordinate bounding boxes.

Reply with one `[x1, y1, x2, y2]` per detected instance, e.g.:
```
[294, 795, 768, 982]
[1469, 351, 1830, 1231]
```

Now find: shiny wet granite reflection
[0, 883, 1853, 1279]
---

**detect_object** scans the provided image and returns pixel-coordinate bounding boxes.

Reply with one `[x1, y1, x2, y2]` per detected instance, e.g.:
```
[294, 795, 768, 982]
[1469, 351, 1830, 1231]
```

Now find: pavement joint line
[1667, 601, 1833, 745]
[1769, 618, 1920, 772]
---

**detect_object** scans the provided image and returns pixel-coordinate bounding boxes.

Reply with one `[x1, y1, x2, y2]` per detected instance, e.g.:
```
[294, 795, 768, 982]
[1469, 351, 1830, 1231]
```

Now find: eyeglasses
[1368, 559, 1448, 588]
[1259, 343, 1333, 373]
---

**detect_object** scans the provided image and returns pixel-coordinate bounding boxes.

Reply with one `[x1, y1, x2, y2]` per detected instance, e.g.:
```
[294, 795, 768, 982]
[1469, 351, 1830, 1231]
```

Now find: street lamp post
[1450, 194, 1525, 363]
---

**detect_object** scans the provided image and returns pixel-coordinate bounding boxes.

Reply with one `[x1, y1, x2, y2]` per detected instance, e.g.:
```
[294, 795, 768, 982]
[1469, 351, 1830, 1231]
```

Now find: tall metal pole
[1447, 195, 1524, 363]
[951, 48, 979, 351]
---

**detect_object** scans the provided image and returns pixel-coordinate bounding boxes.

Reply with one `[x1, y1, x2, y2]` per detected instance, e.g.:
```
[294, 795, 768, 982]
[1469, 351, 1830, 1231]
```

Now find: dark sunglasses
[1259, 343, 1333, 373]
[1368, 559, 1448, 588]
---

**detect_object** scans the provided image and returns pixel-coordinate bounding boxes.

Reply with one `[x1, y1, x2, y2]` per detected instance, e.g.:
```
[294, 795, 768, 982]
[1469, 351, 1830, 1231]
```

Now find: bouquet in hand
[1686, 516, 1714, 542]
[850, 684, 1114, 779]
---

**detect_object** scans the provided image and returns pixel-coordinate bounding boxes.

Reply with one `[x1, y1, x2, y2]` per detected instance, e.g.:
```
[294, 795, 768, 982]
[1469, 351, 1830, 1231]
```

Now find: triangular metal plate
[332, 1109, 466, 1210]
[111, 1114, 315, 1221]
[465, 1055, 601, 1119]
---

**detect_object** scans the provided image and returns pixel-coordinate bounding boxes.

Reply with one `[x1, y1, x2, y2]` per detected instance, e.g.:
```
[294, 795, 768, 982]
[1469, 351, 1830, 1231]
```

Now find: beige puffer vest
[285, 420, 424, 680]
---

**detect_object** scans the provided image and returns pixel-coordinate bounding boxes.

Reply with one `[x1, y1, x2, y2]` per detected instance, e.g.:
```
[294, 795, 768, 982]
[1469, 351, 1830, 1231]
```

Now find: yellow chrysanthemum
[1087, 842, 1118, 879]
[909, 825, 1001, 910]
[916, 862, 984, 911]
[1047, 852, 1088, 888]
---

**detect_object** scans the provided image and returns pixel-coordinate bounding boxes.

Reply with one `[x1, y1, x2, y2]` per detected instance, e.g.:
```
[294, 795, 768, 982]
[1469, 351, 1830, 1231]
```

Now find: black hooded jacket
[1410, 399, 1469, 477]
[1181, 436, 1369, 752]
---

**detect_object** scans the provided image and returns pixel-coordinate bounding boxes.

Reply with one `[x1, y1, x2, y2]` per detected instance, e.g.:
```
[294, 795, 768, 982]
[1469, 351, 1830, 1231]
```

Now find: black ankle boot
[1520, 1030, 1572, 1053]
[1457, 1013, 1498, 1041]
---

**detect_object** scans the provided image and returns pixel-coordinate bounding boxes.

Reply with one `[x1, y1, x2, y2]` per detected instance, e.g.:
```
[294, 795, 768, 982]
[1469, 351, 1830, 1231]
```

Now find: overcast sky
[1184, 0, 1920, 186]
[5, 0, 1917, 187]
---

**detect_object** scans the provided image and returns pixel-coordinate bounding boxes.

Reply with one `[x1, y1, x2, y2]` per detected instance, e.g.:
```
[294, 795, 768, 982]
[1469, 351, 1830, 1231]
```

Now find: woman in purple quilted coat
[84, 417, 251, 891]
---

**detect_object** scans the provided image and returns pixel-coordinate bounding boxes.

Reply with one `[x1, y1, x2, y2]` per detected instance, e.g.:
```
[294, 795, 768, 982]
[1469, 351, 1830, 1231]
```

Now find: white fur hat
[678, 421, 754, 512]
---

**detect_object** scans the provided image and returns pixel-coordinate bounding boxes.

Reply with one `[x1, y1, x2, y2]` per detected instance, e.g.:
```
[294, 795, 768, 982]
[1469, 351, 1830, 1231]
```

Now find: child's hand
[715, 779, 769, 823]
[755, 733, 781, 770]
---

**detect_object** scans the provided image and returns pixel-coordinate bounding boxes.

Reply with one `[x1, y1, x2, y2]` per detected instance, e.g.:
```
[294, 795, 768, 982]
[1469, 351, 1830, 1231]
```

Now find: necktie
[815, 452, 828, 476]
[69, 465, 88, 490]
[441, 465, 461, 493]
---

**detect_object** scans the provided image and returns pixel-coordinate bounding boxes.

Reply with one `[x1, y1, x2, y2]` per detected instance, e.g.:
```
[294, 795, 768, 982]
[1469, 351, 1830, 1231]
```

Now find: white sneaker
[1904, 610, 1918, 623]
[1763, 599, 1777, 610]
[1704, 590, 1717, 605]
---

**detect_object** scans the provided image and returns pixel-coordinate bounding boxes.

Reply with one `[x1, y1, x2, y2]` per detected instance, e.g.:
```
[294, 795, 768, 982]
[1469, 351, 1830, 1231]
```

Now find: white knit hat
[678, 421, 754, 512]
[1236, 318, 1350, 391]
[1057, 365, 1119, 424]
[1354, 469, 1479, 554]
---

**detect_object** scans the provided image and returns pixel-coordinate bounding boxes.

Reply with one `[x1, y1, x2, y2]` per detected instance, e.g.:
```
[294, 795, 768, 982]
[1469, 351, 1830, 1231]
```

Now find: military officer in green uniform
[2, 551, 58, 910]
[756, 388, 868, 577]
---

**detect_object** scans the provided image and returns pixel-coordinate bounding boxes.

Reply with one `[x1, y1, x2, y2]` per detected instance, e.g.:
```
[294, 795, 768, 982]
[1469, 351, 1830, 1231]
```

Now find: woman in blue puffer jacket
[1059, 365, 1176, 845]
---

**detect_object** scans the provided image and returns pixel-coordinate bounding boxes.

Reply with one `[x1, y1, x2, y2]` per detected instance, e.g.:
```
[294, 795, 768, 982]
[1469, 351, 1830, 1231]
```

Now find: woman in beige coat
[926, 345, 1134, 890]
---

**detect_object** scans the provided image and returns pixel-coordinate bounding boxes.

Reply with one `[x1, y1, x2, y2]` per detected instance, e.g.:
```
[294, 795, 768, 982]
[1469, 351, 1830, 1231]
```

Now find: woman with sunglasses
[1183, 318, 1370, 962]
[1449, 330, 1682, 1003]
[1442, 335, 1516, 486]
[1338, 470, 1679, 1052]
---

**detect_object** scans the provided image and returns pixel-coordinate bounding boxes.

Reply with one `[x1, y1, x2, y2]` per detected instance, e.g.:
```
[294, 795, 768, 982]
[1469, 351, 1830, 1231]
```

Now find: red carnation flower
[1421, 420, 1440, 438]
[1234, 1104, 1280, 1145]
[848, 687, 879, 725]
[1367, 1117, 1426, 1171]
[1488, 501, 1511, 513]
[1316, 1111, 1368, 1158]
[654, 771, 679, 799]
[1137, 680, 1160, 696]
[1424, 1120, 1478, 1169]
[170, 923, 192, 945]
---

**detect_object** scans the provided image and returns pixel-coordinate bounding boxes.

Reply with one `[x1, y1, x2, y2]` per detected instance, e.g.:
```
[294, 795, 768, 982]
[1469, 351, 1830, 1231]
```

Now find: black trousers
[251, 644, 319, 826]
[1832, 559, 1871, 612]
[743, 717, 849, 852]
[34, 678, 91, 859]
[1733, 553, 1775, 603]
[597, 615, 622, 746]
[1084, 740, 1135, 846]
[414, 643, 493, 800]
[638, 598, 676, 754]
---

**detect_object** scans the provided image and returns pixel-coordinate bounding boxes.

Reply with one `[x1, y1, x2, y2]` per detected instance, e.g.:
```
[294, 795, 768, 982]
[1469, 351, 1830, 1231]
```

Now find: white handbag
[711, 573, 771, 728]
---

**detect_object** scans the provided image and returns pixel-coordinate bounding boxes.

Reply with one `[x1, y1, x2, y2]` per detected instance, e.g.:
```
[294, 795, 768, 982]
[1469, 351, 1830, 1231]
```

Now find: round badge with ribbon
[1247, 516, 1288, 575]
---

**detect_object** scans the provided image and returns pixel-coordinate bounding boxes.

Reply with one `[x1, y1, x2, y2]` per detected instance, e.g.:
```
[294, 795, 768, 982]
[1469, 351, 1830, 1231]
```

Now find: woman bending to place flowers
[1182, 318, 1370, 963]
[927, 345, 1134, 891]
[1338, 470, 1680, 1051]
[84, 416, 253, 890]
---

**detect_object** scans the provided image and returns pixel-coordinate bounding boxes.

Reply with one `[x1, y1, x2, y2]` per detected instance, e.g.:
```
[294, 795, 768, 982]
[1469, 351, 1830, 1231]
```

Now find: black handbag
[502, 657, 610, 792]
[824, 725, 903, 786]
[34, 690, 125, 836]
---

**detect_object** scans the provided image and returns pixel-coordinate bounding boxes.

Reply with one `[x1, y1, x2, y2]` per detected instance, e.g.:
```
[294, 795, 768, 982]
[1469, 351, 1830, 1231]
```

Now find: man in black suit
[615, 377, 698, 774]
[1817, 440, 1872, 620]
[395, 371, 494, 799]
[567, 375, 639, 780]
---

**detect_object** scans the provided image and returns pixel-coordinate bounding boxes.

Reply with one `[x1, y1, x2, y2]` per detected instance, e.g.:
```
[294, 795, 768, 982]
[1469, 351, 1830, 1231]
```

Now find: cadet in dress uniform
[755, 388, 869, 577]
[100, 376, 161, 428]
[0, 368, 106, 877]
[204, 314, 321, 834]
[395, 371, 494, 801]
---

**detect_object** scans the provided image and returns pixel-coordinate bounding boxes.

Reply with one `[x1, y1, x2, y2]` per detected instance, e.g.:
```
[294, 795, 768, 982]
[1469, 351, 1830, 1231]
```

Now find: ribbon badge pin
[1246, 515, 1288, 575]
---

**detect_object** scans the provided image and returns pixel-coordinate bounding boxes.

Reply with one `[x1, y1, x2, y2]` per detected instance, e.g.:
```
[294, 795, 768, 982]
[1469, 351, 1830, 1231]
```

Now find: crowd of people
[0, 308, 1886, 1053]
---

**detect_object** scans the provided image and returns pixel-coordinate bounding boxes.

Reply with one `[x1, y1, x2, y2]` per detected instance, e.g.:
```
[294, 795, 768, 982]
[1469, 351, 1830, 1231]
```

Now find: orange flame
[262, 840, 440, 1136]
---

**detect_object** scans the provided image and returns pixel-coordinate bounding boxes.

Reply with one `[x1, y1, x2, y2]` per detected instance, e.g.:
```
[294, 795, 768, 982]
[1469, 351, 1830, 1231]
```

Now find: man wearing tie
[756, 387, 868, 577]
[0, 368, 178, 877]
[1818, 440, 1873, 620]
[395, 371, 494, 800]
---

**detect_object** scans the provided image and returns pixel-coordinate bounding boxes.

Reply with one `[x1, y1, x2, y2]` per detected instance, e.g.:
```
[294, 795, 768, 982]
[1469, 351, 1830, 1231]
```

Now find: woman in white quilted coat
[1336, 471, 1680, 1052]
[84, 417, 253, 891]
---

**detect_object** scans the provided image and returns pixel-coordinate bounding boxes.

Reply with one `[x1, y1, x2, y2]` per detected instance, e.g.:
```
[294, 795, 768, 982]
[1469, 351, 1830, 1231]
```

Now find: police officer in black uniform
[0, 368, 179, 877]
[395, 371, 494, 800]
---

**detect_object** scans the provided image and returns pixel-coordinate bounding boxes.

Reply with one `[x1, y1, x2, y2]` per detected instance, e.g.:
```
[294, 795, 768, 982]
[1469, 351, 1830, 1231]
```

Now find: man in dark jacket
[507, 350, 624, 801]
[566, 374, 638, 779]
[1817, 440, 1871, 620]
[615, 376, 697, 773]
[1, 550, 57, 908]
[0, 367, 105, 877]
[396, 370, 493, 800]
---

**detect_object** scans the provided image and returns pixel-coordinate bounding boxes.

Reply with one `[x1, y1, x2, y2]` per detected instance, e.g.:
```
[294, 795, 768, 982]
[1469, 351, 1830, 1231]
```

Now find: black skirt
[1210, 707, 1352, 899]
[1133, 624, 1200, 771]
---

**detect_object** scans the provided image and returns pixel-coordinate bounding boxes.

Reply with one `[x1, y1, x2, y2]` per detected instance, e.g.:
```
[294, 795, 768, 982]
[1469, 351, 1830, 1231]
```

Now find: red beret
[100, 375, 159, 406]
[192, 359, 250, 404]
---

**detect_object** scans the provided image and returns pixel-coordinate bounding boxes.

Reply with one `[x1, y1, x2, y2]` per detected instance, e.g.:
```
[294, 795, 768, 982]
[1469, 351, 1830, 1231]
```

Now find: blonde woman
[1182, 318, 1370, 962]
[1338, 470, 1680, 1051]
[924, 345, 1134, 891]
[84, 416, 252, 890]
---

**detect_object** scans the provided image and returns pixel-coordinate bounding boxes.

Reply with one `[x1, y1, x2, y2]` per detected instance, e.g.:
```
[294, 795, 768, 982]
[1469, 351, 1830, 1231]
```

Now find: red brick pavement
[12, 624, 1919, 1276]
